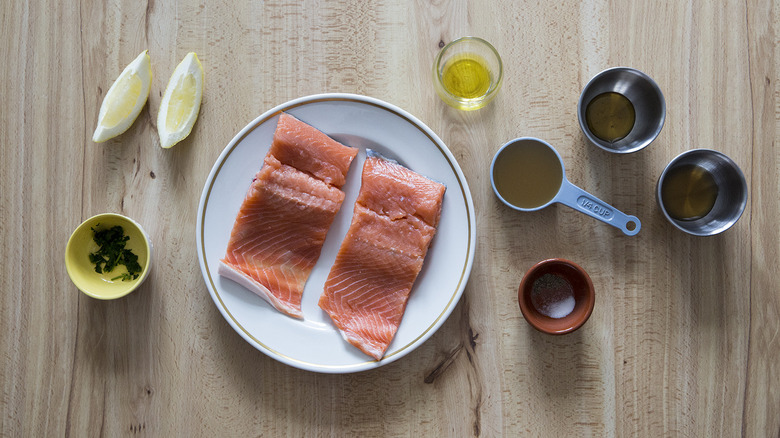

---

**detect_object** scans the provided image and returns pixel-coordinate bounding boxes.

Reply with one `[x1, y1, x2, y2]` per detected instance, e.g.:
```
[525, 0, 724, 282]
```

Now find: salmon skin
[319, 151, 446, 359]
[220, 113, 358, 319]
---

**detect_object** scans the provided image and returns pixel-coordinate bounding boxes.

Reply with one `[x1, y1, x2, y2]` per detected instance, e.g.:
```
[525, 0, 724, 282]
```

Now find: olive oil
[585, 92, 636, 142]
[493, 141, 563, 209]
[441, 54, 491, 99]
[661, 164, 719, 220]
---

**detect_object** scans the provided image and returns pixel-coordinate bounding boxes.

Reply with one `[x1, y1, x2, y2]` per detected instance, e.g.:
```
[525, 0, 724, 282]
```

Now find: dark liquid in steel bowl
[585, 92, 636, 142]
[661, 164, 719, 221]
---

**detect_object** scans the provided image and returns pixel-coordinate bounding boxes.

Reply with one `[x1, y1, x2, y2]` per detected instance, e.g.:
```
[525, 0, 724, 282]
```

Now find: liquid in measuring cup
[491, 140, 562, 209]
[491, 137, 641, 235]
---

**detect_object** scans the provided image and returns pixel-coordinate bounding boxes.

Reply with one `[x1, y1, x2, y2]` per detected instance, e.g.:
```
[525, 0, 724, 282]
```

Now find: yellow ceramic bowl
[65, 213, 152, 300]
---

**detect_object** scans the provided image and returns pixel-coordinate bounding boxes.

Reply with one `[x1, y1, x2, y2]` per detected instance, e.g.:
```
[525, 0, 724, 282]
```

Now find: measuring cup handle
[556, 181, 641, 236]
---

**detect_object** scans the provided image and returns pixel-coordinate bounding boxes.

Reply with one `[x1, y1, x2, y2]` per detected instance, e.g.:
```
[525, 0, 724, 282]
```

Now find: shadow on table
[667, 223, 746, 329]
[74, 273, 160, 421]
[526, 325, 588, 398]
[204, 288, 473, 431]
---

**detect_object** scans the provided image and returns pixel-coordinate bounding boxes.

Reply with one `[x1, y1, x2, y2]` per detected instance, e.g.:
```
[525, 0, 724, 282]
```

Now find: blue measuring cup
[490, 137, 640, 236]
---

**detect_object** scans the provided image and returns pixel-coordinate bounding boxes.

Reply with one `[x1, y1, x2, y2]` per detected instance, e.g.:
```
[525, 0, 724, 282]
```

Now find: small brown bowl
[518, 259, 595, 335]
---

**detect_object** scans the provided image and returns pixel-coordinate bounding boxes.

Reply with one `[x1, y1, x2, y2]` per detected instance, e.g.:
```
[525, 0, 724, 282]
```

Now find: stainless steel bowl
[578, 67, 665, 153]
[656, 149, 748, 236]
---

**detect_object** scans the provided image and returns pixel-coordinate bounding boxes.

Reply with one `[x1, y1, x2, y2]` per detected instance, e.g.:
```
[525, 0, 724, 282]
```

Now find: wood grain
[1, 0, 777, 436]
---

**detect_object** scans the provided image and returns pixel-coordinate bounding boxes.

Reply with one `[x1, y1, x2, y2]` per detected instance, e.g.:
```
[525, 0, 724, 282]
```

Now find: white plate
[196, 94, 476, 373]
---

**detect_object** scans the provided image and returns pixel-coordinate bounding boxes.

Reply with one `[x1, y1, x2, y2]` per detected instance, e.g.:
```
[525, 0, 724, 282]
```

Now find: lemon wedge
[92, 50, 152, 143]
[157, 52, 204, 148]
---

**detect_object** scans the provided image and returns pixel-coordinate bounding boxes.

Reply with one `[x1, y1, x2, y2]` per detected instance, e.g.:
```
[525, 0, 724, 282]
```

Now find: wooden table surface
[2, 1, 778, 436]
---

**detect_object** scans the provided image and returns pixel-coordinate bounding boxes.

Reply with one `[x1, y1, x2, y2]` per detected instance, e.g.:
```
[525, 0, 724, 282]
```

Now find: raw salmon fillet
[319, 151, 445, 359]
[220, 113, 358, 319]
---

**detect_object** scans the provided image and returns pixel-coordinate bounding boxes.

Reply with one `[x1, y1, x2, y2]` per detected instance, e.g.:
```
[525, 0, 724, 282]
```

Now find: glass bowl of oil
[656, 149, 747, 236]
[433, 37, 503, 111]
[577, 67, 665, 153]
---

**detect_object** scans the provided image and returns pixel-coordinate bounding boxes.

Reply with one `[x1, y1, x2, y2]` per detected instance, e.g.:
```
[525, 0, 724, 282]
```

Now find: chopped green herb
[89, 224, 143, 281]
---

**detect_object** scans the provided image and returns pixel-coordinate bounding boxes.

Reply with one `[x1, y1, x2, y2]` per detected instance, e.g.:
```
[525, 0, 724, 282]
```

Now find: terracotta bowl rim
[518, 258, 595, 335]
